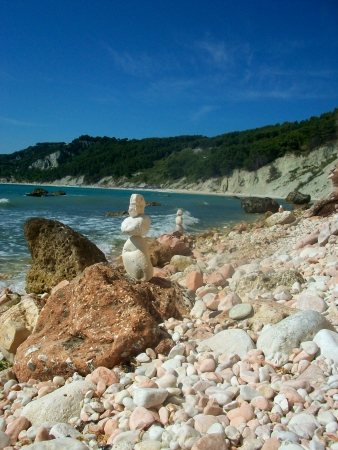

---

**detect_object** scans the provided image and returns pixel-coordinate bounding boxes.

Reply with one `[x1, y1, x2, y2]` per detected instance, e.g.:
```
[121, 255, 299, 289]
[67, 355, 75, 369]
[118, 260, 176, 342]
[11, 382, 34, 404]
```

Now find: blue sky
[1, 1, 337, 154]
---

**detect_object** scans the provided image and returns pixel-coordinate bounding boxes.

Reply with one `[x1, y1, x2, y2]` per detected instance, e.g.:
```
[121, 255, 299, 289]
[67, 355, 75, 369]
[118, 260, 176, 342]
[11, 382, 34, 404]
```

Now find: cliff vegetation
[0, 109, 337, 186]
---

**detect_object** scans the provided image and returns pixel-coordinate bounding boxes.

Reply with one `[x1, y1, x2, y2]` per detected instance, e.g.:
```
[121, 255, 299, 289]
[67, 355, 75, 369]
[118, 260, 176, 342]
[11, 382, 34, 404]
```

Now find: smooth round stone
[115, 389, 130, 404]
[123, 397, 136, 411]
[206, 422, 224, 435]
[157, 374, 177, 389]
[49, 423, 82, 439]
[224, 425, 240, 440]
[326, 422, 338, 433]
[328, 375, 338, 385]
[288, 413, 321, 427]
[314, 329, 338, 364]
[240, 385, 260, 401]
[168, 344, 185, 358]
[172, 332, 181, 342]
[300, 341, 319, 356]
[317, 410, 337, 426]
[0, 418, 6, 432]
[148, 426, 165, 441]
[277, 445, 304, 450]
[186, 366, 197, 376]
[209, 392, 233, 406]
[135, 441, 162, 450]
[185, 405, 199, 418]
[133, 388, 168, 408]
[309, 441, 326, 450]
[136, 353, 150, 363]
[229, 303, 253, 320]
[0, 431, 11, 449]
[272, 430, 299, 443]
[200, 358, 216, 373]
[162, 359, 182, 370]
[53, 376, 65, 386]
[256, 384, 275, 400]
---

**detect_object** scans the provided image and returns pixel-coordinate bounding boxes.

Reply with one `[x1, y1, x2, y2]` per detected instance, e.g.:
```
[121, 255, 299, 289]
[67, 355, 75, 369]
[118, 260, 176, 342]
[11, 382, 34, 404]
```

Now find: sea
[0, 183, 279, 294]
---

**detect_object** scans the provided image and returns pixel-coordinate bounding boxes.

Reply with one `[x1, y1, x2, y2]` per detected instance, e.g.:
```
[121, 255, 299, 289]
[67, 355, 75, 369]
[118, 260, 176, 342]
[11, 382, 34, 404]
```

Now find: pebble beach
[1, 208, 338, 450]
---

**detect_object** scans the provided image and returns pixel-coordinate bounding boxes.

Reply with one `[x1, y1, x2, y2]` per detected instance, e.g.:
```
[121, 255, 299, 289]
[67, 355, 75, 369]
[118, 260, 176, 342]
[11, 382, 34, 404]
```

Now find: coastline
[0, 181, 321, 201]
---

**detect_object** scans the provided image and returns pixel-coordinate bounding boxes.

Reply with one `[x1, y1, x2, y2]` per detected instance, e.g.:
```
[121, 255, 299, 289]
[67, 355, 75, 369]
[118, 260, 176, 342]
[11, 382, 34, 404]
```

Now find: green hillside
[0, 109, 337, 185]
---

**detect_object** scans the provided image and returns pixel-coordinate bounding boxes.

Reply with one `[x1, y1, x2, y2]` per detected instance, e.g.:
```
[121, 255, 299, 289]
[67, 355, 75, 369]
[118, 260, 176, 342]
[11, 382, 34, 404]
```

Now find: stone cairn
[175, 208, 184, 234]
[121, 194, 153, 281]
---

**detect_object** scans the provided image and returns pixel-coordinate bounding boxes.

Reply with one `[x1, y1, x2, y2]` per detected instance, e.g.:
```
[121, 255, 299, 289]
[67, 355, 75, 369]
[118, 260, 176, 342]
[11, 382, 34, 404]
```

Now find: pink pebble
[129, 406, 155, 430]
[199, 358, 216, 373]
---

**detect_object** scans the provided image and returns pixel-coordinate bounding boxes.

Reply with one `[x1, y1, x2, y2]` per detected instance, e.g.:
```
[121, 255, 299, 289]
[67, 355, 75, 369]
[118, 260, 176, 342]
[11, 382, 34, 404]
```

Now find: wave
[0, 198, 9, 204]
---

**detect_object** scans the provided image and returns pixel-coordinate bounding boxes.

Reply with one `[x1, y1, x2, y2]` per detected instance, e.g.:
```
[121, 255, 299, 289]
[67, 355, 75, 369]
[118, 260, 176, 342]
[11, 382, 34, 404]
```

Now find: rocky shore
[1, 202, 338, 449]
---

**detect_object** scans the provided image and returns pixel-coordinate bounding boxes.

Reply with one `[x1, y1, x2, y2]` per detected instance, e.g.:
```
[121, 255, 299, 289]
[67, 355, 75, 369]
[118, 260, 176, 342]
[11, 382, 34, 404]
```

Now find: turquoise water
[0, 183, 265, 293]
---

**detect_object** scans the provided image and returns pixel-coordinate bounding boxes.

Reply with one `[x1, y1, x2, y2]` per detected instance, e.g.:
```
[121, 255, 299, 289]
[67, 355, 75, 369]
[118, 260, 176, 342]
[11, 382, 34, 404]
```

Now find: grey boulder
[21, 380, 95, 425]
[256, 310, 335, 366]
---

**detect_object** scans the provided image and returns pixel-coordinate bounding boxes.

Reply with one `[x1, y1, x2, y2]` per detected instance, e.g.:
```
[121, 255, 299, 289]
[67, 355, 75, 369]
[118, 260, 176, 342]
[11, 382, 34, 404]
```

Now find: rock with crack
[14, 263, 186, 382]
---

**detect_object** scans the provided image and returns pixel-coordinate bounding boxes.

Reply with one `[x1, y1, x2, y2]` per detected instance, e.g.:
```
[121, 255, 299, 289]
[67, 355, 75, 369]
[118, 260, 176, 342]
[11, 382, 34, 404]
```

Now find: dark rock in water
[24, 217, 107, 294]
[26, 188, 49, 197]
[26, 188, 66, 197]
[50, 190, 66, 196]
[106, 210, 128, 217]
[285, 191, 311, 204]
[240, 197, 279, 213]
[230, 195, 240, 200]
[14, 263, 186, 382]
[146, 201, 162, 206]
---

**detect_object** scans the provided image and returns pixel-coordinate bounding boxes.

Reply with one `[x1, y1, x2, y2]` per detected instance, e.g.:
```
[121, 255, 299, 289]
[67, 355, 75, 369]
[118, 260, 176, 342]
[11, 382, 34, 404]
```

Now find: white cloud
[191, 105, 219, 122]
[196, 40, 230, 64]
[0, 117, 43, 127]
[102, 43, 161, 77]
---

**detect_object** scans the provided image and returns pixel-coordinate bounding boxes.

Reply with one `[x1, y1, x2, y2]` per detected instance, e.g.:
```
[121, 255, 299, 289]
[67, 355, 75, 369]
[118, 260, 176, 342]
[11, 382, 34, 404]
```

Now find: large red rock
[14, 263, 185, 382]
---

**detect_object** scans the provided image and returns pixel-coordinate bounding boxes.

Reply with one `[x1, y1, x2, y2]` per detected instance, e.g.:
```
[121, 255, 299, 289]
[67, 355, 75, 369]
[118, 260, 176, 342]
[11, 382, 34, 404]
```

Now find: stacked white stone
[121, 194, 153, 281]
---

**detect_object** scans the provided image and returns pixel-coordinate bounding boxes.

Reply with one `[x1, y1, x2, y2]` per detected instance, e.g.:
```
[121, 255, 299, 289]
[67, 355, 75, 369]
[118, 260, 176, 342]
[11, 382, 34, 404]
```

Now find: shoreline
[0, 181, 321, 201]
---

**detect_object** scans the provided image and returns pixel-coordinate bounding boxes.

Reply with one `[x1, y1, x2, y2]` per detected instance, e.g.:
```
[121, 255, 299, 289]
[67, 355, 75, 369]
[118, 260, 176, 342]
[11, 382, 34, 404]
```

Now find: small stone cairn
[175, 208, 184, 234]
[121, 194, 153, 281]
